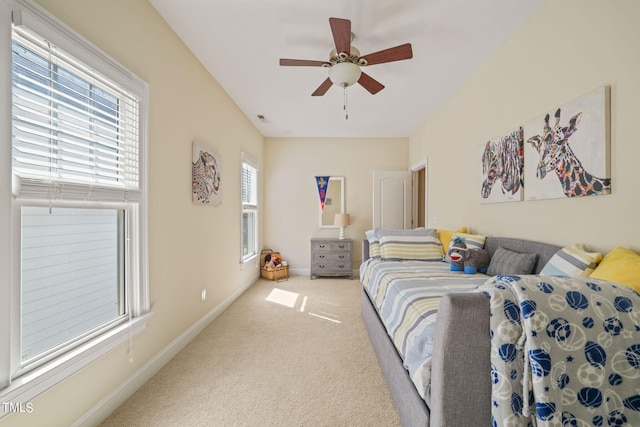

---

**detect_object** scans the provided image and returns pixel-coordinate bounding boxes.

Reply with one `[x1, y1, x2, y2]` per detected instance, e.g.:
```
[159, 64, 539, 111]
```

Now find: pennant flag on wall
[315, 176, 330, 211]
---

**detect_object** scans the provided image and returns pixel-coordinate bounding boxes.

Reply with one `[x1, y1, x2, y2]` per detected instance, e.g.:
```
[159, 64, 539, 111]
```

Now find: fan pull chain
[343, 86, 349, 120]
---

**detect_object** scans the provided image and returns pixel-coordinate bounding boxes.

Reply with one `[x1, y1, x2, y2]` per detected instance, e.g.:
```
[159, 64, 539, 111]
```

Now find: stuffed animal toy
[447, 237, 490, 274]
[263, 253, 282, 271]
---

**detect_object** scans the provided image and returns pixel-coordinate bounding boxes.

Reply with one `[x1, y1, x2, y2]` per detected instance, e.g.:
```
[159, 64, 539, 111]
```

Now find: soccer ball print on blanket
[477, 275, 640, 427]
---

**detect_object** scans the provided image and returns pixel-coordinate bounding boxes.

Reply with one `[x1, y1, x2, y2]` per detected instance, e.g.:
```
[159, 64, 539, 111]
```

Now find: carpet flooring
[100, 275, 401, 426]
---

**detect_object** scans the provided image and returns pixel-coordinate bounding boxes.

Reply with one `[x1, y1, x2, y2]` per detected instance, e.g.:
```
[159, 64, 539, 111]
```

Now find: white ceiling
[148, 0, 547, 138]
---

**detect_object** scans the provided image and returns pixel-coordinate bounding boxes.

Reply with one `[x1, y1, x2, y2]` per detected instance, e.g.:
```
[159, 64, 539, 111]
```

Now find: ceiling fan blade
[359, 43, 413, 66]
[358, 72, 385, 95]
[329, 17, 351, 55]
[312, 78, 333, 96]
[280, 59, 331, 67]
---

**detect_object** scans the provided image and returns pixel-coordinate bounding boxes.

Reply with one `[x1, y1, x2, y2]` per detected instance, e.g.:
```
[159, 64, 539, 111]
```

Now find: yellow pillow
[590, 247, 640, 292]
[437, 226, 467, 252]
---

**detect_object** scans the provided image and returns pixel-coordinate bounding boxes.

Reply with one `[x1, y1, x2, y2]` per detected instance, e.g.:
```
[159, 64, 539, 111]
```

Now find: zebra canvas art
[479, 126, 524, 203]
[524, 86, 611, 200]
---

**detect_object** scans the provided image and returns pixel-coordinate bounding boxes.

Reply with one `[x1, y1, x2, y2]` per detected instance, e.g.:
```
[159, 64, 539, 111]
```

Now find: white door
[373, 170, 412, 229]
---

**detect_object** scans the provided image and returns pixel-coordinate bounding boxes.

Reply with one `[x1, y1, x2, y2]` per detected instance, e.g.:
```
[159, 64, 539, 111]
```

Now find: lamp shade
[334, 213, 351, 226]
[328, 63, 361, 88]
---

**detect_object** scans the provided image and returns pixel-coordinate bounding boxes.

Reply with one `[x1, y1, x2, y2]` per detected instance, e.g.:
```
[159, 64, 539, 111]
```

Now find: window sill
[0, 312, 152, 419]
[240, 253, 259, 270]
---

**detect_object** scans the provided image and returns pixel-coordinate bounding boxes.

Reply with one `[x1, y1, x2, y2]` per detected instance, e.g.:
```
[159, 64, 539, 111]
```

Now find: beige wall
[264, 138, 408, 270]
[5, 0, 640, 425]
[3, 0, 263, 425]
[410, 0, 640, 253]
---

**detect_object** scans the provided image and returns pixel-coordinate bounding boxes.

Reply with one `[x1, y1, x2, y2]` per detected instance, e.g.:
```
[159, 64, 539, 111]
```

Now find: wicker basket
[261, 266, 289, 281]
[260, 250, 289, 281]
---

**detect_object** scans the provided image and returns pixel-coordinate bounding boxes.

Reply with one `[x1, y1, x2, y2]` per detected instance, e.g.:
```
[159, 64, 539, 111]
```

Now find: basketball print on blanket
[477, 275, 640, 426]
[524, 86, 611, 201]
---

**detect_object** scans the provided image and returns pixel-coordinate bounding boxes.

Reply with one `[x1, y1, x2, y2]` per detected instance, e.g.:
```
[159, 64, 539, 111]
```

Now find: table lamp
[334, 213, 351, 240]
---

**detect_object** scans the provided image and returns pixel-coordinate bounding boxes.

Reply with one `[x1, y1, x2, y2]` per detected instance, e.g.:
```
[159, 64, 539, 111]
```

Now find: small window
[241, 154, 258, 262]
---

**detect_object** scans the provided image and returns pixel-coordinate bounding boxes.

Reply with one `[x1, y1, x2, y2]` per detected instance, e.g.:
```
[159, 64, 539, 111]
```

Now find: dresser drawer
[311, 261, 351, 273]
[331, 241, 351, 252]
[311, 241, 331, 251]
[311, 240, 352, 252]
[312, 252, 351, 262]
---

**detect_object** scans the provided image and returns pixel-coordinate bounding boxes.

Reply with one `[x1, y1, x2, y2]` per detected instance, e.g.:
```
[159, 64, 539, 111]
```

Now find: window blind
[242, 162, 257, 208]
[11, 27, 142, 203]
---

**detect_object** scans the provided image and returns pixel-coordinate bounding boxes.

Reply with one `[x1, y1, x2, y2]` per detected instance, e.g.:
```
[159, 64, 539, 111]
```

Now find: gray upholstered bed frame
[361, 236, 561, 427]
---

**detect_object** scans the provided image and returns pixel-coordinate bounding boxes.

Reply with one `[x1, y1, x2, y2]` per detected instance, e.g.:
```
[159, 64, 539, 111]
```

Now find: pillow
[540, 244, 602, 277]
[437, 226, 468, 252]
[376, 228, 438, 238]
[365, 229, 381, 259]
[487, 247, 538, 276]
[379, 235, 444, 261]
[366, 228, 438, 259]
[452, 232, 486, 250]
[590, 247, 640, 292]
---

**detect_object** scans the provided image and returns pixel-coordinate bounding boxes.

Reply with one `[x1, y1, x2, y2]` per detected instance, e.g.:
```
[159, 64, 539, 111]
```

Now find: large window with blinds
[241, 154, 258, 263]
[1, 0, 149, 404]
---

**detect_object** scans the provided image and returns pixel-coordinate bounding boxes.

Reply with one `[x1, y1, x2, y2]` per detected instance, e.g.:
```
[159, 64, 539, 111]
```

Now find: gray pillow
[487, 247, 538, 276]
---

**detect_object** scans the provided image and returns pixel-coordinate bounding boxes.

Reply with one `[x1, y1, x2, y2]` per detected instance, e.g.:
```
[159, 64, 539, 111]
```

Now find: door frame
[411, 158, 427, 229]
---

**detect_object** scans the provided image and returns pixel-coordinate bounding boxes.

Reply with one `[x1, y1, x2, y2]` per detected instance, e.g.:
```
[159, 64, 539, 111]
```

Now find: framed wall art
[192, 141, 222, 205]
[478, 126, 524, 204]
[524, 86, 611, 200]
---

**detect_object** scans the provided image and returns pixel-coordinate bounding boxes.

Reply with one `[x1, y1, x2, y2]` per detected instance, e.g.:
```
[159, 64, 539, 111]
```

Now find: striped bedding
[360, 258, 488, 401]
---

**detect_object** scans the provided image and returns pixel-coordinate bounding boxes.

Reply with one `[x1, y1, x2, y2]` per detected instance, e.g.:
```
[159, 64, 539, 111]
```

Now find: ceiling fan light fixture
[278, 18, 412, 97]
[328, 62, 361, 88]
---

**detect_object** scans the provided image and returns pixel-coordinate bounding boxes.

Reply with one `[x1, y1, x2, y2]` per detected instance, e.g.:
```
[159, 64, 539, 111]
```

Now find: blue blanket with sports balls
[477, 275, 640, 427]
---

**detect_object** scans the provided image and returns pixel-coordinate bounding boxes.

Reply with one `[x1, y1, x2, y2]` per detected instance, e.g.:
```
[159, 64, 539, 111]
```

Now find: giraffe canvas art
[524, 86, 611, 200]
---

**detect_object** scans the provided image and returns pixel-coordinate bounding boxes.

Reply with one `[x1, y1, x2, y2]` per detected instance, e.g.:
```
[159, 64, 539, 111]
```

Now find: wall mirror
[319, 176, 344, 228]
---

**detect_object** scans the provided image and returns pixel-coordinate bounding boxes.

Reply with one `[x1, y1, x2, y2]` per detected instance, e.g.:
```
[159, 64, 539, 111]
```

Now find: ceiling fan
[279, 17, 413, 97]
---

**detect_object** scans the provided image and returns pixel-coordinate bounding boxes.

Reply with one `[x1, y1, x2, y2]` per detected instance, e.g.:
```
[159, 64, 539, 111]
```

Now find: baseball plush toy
[447, 237, 490, 274]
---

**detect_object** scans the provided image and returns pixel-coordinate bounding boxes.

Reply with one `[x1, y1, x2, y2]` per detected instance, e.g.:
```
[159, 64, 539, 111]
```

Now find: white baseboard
[71, 274, 259, 427]
[289, 267, 309, 276]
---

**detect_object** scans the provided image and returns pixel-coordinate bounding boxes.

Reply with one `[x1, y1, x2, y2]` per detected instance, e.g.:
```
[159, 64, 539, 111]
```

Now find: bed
[361, 231, 640, 426]
[360, 232, 562, 426]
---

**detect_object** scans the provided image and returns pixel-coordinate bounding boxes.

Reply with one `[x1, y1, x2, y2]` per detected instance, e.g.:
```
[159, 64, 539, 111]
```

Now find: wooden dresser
[310, 238, 353, 279]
